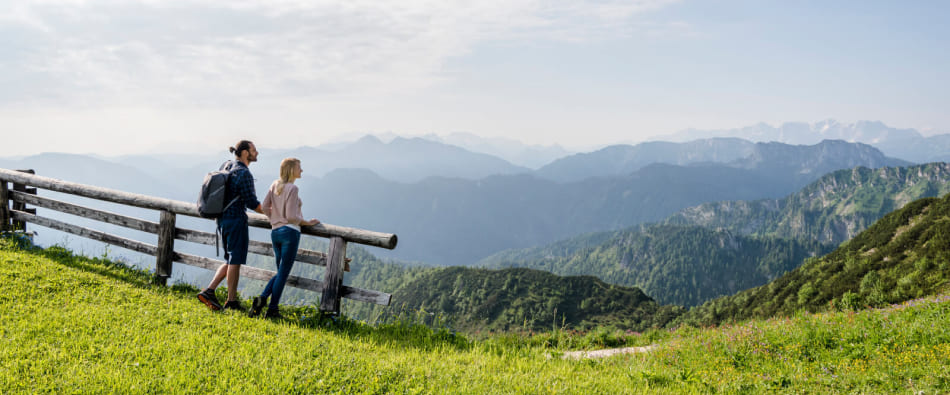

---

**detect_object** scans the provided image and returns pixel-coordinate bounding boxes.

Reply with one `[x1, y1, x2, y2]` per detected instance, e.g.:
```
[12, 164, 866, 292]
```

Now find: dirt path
[559, 344, 657, 360]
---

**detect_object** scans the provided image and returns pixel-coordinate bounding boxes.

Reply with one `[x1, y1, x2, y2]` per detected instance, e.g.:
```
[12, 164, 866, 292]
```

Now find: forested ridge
[393, 266, 684, 333]
[480, 225, 832, 307]
[675, 192, 950, 327]
[666, 163, 950, 243]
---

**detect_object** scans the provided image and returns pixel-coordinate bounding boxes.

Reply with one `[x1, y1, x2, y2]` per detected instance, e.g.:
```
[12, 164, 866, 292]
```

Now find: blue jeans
[261, 226, 300, 310]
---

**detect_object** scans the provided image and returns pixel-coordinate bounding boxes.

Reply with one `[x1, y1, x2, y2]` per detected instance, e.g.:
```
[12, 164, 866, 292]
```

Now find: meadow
[2, 234, 949, 393]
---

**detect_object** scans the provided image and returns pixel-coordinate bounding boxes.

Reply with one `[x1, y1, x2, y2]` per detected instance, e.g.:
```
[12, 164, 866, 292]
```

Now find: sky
[2, 0, 949, 156]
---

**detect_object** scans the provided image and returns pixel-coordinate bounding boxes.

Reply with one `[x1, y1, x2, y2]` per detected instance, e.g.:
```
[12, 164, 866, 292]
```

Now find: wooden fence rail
[0, 167, 397, 313]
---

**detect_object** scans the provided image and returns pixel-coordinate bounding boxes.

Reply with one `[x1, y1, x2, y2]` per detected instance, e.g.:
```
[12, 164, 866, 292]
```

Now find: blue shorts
[220, 216, 249, 266]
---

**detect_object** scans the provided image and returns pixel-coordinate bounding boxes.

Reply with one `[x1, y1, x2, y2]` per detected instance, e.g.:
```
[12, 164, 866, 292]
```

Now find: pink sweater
[262, 181, 306, 230]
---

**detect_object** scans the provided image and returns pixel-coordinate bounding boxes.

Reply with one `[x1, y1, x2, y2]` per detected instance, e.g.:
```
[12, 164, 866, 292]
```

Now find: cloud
[0, 0, 680, 108]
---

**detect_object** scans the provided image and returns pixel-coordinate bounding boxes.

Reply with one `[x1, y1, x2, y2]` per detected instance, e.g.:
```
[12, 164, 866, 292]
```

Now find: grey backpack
[197, 161, 239, 219]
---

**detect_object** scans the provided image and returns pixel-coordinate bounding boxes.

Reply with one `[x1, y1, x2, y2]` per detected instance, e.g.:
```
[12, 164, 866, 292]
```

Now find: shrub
[837, 291, 861, 311]
[797, 283, 817, 305]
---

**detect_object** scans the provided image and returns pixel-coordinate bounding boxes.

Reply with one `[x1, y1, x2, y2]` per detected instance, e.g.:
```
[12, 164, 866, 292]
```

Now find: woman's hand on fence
[304, 218, 320, 226]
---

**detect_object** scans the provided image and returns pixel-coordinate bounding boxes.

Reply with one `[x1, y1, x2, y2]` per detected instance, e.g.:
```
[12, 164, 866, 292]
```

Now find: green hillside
[676, 192, 950, 327]
[3, 234, 950, 393]
[393, 266, 684, 333]
[480, 224, 832, 307]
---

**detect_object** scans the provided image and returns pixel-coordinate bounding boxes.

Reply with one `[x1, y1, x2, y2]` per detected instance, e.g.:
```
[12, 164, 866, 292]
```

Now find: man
[197, 140, 264, 311]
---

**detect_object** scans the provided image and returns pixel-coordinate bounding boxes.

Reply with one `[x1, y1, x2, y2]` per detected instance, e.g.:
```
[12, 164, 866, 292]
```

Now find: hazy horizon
[1, 117, 947, 160]
[0, 119, 943, 159]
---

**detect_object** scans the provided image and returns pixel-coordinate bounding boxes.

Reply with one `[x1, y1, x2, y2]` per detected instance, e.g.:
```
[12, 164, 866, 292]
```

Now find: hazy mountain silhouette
[664, 119, 950, 163]
[535, 139, 909, 183]
[4, 153, 176, 198]
[299, 140, 907, 265]
[265, 135, 531, 183]
[535, 138, 755, 182]
[422, 132, 572, 169]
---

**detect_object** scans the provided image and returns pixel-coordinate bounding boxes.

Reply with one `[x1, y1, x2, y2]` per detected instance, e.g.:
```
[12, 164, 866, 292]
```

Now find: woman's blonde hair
[276, 157, 300, 196]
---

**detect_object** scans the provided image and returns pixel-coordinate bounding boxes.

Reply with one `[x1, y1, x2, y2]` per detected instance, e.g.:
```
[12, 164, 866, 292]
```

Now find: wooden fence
[0, 167, 398, 314]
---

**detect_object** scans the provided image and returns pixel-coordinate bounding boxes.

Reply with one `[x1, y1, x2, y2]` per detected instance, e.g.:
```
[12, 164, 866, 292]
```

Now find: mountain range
[267, 135, 531, 183]
[665, 162, 950, 244]
[2, 138, 913, 266]
[477, 162, 950, 307]
[665, 119, 950, 163]
[296, 139, 907, 265]
[535, 138, 909, 183]
[341, 162, 950, 332]
[534, 138, 756, 182]
[422, 132, 572, 169]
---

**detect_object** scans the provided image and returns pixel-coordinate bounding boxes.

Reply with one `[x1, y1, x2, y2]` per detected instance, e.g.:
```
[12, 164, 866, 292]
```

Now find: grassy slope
[3, 238, 950, 393]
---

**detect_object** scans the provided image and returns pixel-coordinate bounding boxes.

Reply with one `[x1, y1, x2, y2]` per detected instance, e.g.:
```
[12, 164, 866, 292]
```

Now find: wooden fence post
[320, 236, 347, 314]
[12, 170, 37, 232]
[0, 180, 9, 232]
[154, 210, 176, 286]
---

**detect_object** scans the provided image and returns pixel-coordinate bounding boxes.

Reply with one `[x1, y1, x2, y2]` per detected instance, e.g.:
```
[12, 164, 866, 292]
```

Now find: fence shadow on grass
[291, 307, 472, 353]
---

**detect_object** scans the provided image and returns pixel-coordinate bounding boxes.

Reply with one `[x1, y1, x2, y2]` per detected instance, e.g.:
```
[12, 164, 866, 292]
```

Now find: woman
[250, 157, 319, 318]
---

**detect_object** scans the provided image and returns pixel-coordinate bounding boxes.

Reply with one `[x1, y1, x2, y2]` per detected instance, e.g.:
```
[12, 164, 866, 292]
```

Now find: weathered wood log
[0, 168, 397, 249]
[320, 236, 347, 313]
[301, 223, 398, 251]
[170, 250, 224, 271]
[0, 181, 9, 232]
[11, 191, 160, 234]
[13, 185, 37, 195]
[170, 227, 216, 246]
[248, 216, 396, 250]
[11, 210, 158, 256]
[155, 211, 176, 285]
[340, 285, 392, 306]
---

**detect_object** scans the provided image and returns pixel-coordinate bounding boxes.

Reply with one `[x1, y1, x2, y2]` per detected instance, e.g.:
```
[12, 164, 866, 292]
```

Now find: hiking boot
[248, 296, 267, 318]
[223, 300, 246, 312]
[197, 289, 222, 311]
[264, 308, 282, 319]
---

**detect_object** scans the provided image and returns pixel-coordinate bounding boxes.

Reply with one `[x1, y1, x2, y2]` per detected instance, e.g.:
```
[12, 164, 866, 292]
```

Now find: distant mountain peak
[416, 133, 573, 169]
[663, 120, 926, 151]
[355, 134, 385, 145]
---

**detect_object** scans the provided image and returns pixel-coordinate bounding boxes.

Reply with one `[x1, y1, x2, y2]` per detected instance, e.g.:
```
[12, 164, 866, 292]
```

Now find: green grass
[3, 235, 950, 393]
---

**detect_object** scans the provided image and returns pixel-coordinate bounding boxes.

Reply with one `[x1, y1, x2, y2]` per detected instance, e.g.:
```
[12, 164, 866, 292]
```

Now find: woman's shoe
[248, 296, 267, 317]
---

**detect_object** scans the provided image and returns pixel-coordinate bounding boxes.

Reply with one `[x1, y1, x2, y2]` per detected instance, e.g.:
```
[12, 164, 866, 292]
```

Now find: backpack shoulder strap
[220, 160, 240, 212]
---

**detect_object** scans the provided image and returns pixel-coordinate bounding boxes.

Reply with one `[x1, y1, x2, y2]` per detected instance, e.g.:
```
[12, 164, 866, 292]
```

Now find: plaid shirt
[222, 161, 261, 220]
